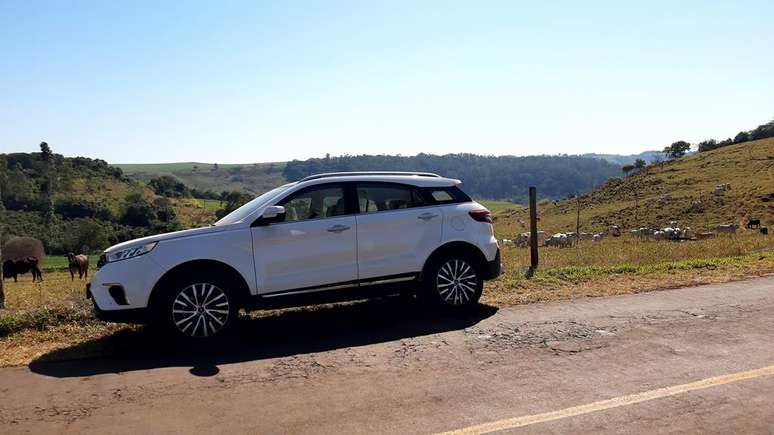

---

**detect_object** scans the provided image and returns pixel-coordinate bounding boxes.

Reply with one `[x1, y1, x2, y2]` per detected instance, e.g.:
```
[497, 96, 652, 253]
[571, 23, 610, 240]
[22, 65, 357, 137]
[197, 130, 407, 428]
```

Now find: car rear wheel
[424, 255, 483, 308]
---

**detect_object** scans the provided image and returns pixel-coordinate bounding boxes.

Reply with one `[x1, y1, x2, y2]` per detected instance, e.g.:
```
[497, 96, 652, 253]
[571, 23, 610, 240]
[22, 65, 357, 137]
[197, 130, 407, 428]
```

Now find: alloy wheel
[435, 259, 478, 305]
[171, 283, 230, 337]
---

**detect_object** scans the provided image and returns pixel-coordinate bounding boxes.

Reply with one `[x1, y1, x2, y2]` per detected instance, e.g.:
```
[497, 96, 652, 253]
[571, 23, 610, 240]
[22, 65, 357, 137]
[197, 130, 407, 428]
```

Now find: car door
[251, 183, 358, 294]
[355, 182, 443, 281]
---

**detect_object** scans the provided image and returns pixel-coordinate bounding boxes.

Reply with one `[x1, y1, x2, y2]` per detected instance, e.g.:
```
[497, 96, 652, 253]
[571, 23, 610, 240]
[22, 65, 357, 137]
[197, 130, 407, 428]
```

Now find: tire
[422, 253, 483, 309]
[155, 275, 239, 339]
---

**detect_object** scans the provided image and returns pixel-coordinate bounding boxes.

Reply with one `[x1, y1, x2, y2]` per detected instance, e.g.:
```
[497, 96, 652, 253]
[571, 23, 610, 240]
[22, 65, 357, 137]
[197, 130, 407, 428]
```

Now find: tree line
[283, 153, 621, 202]
[662, 118, 774, 157]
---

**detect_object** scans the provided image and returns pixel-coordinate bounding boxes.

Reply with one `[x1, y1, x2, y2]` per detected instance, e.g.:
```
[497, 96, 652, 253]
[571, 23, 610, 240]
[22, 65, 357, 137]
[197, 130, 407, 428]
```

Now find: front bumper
[92, 298, 150, 324]
[87, 282, 150, 324]
[482, 248, 502, 280]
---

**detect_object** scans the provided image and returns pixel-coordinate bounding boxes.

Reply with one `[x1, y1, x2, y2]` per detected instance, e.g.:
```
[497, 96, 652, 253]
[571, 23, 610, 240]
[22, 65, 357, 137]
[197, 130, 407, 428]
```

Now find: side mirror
[261, 205, 285, 220]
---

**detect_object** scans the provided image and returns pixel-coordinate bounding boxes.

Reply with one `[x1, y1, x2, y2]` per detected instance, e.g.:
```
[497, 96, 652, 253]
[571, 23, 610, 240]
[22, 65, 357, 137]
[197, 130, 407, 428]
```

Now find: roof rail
[299, 171, 442, 182]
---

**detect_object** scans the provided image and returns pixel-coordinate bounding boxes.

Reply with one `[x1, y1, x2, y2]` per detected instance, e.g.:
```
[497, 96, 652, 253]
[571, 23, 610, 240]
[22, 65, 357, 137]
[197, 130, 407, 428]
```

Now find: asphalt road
[2, 276, 774, 434]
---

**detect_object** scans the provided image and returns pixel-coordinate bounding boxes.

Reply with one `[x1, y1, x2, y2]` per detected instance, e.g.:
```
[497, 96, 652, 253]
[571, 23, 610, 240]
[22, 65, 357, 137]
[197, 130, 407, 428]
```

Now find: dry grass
[2, 234, 774, 366]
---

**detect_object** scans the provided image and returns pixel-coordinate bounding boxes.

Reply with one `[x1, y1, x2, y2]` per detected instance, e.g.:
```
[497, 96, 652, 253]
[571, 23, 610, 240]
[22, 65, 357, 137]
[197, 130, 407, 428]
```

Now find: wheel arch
[148, 259, 251, 309]
[421, 241, 488, 282]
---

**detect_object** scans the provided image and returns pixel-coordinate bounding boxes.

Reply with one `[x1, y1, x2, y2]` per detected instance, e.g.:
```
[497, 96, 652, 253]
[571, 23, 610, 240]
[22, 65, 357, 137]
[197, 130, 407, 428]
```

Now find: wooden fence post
[529, 186, 539, 274]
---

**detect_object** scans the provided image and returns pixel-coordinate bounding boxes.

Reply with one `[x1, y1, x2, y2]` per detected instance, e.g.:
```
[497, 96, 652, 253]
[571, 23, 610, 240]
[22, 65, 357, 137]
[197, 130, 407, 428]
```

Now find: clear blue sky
[2, 0, 773, 163]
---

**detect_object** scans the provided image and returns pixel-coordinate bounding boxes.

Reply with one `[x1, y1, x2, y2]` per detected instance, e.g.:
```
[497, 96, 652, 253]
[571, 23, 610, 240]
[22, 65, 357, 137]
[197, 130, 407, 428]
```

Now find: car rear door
[354, 182, 442, 281]
[251, 183, 358, 294]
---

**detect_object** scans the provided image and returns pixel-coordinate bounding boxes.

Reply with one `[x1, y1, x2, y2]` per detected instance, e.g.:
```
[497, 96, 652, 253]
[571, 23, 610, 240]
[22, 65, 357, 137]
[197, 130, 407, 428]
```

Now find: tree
[121, 193, 156, 226]
[663, 140, 691, 159]
[697, 139, 718, 152]
[633, 159, 646, 170]
[733, 131, 750, 143]
[40, 141, 53, 161]
[63, 219, 109, 253]
[622, 164, 635, 176]
[215, 191, 253, 219]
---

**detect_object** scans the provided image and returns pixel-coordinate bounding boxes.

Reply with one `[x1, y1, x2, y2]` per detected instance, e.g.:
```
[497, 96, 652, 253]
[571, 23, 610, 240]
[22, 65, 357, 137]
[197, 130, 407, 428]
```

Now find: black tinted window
[279, 185, 347, 221]
[357, 184, 426, 213]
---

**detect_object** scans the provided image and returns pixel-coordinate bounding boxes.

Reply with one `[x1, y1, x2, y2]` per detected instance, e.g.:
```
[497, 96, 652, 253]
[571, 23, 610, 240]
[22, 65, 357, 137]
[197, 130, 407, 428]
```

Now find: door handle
[417, 213, 439, 221]
[327, 224, 351, 233]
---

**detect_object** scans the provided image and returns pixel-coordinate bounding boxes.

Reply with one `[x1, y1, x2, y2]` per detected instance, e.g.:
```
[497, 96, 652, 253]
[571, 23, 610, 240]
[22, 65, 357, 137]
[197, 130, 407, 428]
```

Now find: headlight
[106, 242, 158, 263]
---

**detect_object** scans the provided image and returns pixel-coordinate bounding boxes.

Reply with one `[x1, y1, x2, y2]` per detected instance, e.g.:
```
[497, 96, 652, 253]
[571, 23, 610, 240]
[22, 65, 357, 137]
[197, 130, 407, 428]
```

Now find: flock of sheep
[501, 219, 767, 249]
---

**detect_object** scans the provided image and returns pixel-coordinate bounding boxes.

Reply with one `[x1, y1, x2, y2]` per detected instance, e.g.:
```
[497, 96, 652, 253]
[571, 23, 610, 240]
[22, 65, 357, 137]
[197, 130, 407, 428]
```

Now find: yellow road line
[437, 365, 774, 435]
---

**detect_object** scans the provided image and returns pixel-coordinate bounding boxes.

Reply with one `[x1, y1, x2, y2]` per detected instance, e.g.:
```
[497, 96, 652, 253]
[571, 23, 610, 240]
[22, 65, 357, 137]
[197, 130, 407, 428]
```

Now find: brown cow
[2, 257, 43, 282]
[66, 253, 89, 280]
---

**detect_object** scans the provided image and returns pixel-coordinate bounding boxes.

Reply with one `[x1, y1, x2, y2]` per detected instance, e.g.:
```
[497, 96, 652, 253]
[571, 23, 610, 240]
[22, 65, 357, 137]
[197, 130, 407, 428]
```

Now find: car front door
[251, 183, 358, 294]
[355, 182, 443, 281]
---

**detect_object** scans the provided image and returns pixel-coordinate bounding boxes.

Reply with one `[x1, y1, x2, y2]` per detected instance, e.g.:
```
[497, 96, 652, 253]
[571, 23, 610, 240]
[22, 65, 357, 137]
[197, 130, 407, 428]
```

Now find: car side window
[279, 186, 347, 222]
[357, 184, 426, 213]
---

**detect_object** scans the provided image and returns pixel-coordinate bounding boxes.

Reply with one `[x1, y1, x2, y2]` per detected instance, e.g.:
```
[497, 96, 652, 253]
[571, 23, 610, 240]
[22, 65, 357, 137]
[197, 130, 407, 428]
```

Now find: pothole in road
[465, 320, 615, 354]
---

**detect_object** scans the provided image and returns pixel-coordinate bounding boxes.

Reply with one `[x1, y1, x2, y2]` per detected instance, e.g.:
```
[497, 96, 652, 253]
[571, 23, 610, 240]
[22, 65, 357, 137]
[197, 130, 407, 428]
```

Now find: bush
[55, 199, 99, 219]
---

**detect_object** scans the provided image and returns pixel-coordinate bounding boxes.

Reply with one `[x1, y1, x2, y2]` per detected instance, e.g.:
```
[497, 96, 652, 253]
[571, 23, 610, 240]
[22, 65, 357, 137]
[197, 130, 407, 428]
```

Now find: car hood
[104, 225, 227, 253]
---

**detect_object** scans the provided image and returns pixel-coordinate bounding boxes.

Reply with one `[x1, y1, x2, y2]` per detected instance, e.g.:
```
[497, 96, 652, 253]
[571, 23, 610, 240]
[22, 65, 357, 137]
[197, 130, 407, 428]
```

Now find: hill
[495, 137, 774, 235]
[0, 149, 218, 255]
[118, 154, 625, 202]
[114, 161, 286, 196]
[580, 150, 663, 166]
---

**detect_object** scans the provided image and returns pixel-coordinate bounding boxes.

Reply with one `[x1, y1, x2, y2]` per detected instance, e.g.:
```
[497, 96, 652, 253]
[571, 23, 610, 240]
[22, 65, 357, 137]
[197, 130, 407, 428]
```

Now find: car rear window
[422, 186, 472, 204]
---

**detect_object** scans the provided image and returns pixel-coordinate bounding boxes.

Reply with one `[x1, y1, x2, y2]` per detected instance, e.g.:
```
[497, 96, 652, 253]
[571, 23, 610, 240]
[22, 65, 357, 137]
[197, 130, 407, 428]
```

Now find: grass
[42, 255, 100, 272]
[497, 137, 774, 234]
[2, 232, 774, 366]
[477, 199, 523, 214]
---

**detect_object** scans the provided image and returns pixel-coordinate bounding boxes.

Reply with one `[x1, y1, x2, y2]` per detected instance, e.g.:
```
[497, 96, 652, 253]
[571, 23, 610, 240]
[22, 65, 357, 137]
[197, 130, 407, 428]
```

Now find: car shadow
[29, 296, 497, 378]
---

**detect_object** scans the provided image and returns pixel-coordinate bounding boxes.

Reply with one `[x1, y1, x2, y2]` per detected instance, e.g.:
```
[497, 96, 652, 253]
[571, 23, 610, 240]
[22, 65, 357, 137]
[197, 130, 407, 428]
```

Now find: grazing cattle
[515, 231, 547, 248]
[66, 253, 89, 280]
[2, 257, 43, 282]
[610, 225, 621, 237]
[579, 232, 594, 241]
[545, 233, 572, 248]
[761, 227, 769, 236]
[716, 224, 739, 234]
[631, 227, 655, 238]
[680, 227, 694, 239]
[696, 232, 716, 240]
[592, 233, 605, 242]
[747, 219, 761, 229]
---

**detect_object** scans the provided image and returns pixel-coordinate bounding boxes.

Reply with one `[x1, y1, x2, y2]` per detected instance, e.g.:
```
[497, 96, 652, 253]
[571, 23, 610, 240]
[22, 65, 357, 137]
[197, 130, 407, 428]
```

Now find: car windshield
[213, 183, 294, 226]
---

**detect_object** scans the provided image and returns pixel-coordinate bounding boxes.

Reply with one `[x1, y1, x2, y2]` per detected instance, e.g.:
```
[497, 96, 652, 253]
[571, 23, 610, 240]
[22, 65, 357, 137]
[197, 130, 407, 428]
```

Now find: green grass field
[42, 255, 100, 272]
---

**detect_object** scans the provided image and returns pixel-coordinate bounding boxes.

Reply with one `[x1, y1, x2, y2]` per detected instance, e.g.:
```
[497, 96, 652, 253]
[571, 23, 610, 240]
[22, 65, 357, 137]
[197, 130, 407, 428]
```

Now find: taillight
[469, 209, 492, 223]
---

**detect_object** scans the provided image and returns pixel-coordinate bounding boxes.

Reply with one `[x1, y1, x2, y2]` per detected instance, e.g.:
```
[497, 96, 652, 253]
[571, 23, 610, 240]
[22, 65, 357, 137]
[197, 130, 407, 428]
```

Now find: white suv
[88, 172, 501, 338]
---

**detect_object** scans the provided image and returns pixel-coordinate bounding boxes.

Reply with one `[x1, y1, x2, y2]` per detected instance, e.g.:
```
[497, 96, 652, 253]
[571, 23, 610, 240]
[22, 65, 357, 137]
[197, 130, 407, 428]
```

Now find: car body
[88, 172, 501, 338]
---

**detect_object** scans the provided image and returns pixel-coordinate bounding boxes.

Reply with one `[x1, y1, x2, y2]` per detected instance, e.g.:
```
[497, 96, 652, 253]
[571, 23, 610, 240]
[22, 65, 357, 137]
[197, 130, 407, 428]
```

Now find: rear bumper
[482, 248, 502, 280]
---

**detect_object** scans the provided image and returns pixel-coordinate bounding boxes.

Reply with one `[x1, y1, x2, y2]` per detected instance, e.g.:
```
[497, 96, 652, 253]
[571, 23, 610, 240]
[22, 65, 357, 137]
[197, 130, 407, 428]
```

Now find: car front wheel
[162, 279, 238, 339]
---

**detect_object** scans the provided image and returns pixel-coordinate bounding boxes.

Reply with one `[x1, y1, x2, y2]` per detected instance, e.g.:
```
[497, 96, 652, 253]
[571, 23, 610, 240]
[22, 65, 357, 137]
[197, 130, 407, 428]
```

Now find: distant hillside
[496, 137, 774, 235]
[1, 150, 217, 254]
[117, 154, 625, 202]
[115, 161, 286, 196]
[581, 151, 663, 166]
[282, 154, 622, 202]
